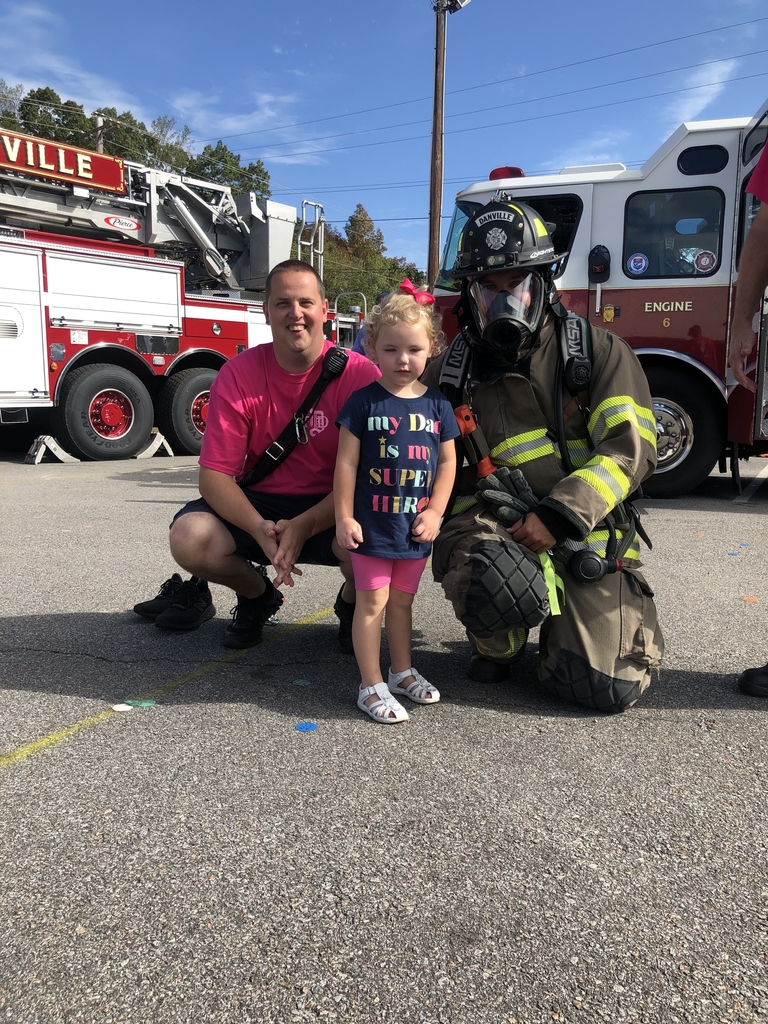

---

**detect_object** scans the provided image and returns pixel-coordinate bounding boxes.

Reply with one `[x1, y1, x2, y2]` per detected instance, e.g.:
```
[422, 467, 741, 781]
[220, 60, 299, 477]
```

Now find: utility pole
[94, 114, 104, 154]
[427, 3, 447, 288]
[427, 1, 470, 288]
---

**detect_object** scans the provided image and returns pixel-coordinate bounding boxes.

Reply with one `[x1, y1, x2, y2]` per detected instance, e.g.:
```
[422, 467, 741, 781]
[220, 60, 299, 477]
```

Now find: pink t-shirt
[199, 341, 380, 495]
[748, 142, 768, 203]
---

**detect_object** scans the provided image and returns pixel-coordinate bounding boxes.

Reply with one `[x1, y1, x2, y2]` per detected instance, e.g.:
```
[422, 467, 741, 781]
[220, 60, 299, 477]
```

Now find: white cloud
[0, 2, 146, 118]
[0, 2, 327, 167]
[172, 88, 301, 143]
[550, 129, 631, 172]
[169, 88, 331, 165]
[661, 59, 740, 132]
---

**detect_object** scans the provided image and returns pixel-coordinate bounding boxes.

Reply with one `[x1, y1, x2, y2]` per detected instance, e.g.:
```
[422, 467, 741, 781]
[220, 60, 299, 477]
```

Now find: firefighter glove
[476, 468, 538, 525]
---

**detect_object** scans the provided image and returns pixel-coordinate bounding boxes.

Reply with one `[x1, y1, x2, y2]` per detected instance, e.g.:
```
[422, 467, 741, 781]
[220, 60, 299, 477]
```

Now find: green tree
[94, 106, 157, 163]
[148, 115, 193, 173]
[185, 141, 271, 199]
[0, 78, 23, 131]
[321, 203, 427, 313]
[17, 87, 92, 146]
[0, 81, 272, 200]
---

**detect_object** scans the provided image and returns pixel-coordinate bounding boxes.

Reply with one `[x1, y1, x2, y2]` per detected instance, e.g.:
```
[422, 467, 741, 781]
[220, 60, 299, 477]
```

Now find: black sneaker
[738, 663, 768, 697]
[154, 577, 216, 631]
[222, 580, 283, 649]
[133, 573, 184, 620]
[334, 585, 356, 655]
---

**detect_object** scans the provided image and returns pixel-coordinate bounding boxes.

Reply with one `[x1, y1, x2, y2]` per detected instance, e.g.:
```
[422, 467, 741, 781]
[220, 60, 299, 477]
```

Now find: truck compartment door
[45, 253, 182, 335]
[728, 97, 768, 444]
[0, 246, 48, 401]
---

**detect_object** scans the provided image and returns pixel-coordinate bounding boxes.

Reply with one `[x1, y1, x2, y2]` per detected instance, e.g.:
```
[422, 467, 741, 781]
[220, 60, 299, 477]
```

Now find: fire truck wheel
[642, 366, 725, 498]
[52, 364, 154, 461]
[156, 368, 218, 456]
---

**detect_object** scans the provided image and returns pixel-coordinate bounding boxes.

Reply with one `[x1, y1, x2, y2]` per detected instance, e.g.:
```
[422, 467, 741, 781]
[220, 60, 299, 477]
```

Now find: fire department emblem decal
[694, 250, 716, 273]
[486, 227, 507, 250]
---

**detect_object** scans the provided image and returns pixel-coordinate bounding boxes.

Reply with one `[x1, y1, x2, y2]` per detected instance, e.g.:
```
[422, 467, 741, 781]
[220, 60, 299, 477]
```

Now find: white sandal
[387, 667, 440, 705]
[357, 682, 409, 724]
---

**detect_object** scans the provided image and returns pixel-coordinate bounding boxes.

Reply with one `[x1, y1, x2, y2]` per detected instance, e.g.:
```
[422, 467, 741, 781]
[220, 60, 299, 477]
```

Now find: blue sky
[1, 0, 767, 270]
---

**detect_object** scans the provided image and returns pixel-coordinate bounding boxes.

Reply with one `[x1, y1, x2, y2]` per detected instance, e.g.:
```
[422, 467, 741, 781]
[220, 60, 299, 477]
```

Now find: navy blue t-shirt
[336, 381, 460, 559]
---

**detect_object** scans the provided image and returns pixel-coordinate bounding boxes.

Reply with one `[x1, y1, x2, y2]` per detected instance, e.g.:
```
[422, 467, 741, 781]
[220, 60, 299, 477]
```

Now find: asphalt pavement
[0, 450, 766, 1024]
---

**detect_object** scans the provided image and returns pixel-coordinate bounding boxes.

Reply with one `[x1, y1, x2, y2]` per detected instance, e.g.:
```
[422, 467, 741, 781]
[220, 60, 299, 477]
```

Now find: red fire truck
[434, 97, 768, 497]
[0, 128, 357, 461]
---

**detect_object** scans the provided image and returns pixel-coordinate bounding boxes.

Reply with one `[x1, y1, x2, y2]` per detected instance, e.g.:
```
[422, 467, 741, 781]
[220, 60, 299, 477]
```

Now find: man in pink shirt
[727, 140, 768, 697]
[134, 261, 379, 649]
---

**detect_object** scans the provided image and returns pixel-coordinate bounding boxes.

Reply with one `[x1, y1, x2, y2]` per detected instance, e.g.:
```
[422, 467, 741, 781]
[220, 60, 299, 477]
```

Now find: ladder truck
[0, 127, 328, 460]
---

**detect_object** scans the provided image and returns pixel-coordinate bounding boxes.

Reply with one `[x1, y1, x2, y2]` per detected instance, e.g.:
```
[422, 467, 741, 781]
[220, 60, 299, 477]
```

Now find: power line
[193, 15, 768, 146]
[258, 69, 768, 160]
[237, 48, 768, 155]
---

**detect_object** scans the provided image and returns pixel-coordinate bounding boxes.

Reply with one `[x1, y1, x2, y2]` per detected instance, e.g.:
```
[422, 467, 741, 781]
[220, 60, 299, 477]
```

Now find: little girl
[334, 281, 459, 723]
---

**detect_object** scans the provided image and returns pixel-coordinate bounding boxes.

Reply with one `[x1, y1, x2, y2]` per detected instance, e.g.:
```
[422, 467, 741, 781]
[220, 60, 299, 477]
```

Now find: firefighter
[424, 199, 664, 713]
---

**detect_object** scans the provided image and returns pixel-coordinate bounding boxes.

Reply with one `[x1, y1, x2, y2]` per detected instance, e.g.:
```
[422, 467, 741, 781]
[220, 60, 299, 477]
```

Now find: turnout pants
[433, 507, 664, 713]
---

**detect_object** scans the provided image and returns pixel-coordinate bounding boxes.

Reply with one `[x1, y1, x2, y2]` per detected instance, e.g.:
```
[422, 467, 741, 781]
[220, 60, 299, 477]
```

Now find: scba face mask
[467, 271, 545, 360]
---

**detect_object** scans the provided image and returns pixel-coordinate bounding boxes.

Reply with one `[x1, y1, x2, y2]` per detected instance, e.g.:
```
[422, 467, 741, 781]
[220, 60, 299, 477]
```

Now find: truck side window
[516, 195, 583, 279]
[736, 172, 762, 270]
[743, 113, 768, 165]
[623, 188, 724, 278]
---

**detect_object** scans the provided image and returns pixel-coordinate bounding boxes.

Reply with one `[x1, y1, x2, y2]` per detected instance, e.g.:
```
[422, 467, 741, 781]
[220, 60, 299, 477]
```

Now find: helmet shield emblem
[486, 227, 507, 251]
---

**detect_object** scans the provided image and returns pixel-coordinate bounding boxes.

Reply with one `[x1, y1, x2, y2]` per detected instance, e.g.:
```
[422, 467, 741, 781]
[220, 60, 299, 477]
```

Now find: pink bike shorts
[349, 553, 428, 594]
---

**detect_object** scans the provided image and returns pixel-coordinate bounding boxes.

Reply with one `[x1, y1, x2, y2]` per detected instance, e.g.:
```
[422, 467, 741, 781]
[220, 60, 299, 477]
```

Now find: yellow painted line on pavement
[0, 603, 334, 772]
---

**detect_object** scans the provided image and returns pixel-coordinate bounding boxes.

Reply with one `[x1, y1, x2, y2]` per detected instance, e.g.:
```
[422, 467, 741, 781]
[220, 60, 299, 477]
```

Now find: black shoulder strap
[438, 331, 472, 406]
[237, 346, 349, 490]
[558, 314, 593, 395]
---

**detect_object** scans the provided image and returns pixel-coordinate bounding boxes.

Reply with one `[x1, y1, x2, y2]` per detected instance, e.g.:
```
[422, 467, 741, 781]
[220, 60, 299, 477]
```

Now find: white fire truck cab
[434, 96, 768, 497]
[0, 129, 328, 460]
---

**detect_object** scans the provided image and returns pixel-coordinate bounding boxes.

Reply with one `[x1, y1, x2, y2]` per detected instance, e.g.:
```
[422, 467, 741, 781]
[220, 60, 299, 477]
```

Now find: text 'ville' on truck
[0, 129, 361, 461]
[435, 96, 768, 498]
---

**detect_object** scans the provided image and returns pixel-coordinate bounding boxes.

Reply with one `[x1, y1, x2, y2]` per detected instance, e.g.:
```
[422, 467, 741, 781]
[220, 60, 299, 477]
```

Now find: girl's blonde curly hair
[364, 290, 445, 355]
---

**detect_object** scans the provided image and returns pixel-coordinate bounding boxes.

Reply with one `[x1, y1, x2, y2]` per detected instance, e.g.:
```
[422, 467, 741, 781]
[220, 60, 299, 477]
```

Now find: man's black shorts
[170, 491, 339, 566]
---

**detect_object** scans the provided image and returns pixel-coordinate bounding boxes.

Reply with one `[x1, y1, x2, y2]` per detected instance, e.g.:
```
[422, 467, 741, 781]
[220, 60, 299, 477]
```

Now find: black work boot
[133, 573, 184, 620]
[738, 663, 768, 698]
[222, 579, 283, 649]
[468, 652, 511, 683]
[154, 577, 215, 631]
[334, 585, 356, 655]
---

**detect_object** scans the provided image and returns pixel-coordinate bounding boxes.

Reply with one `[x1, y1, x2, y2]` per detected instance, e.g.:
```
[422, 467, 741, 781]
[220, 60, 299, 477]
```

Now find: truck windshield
[435, 200, 482, 292]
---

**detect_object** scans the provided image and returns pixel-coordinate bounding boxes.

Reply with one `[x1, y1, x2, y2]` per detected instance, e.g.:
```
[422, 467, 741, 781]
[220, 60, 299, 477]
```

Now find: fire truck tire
[156, 368, 218, 456]
[52, 364, 154, 461]
[642, 366, 725, 498]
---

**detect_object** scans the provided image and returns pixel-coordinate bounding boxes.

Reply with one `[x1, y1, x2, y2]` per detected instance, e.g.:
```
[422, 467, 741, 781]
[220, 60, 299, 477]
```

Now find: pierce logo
[105, 216, 140, 231]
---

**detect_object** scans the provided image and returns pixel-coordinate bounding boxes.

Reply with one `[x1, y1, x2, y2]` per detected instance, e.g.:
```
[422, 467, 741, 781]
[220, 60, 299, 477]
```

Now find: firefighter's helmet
[452, 199, 566, 280]
[452, 200, 568, 363]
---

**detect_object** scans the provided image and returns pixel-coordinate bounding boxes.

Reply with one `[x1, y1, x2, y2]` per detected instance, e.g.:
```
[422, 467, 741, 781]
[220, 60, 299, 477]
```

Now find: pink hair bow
[399, 277, 435, 305]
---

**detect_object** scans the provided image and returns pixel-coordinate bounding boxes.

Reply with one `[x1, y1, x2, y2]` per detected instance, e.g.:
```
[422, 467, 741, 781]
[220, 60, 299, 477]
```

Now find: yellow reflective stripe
[565, 438, 592, 468]
[588, 396, 656, 447]
[561, 528, 640, 561]
[573, 455, 630, 507]
[475, 626, 527, 659]
[490, 428, 557, 467]
[451, 494, 478, 516]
